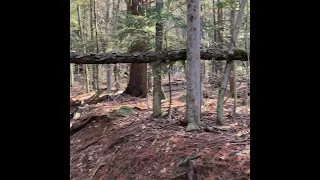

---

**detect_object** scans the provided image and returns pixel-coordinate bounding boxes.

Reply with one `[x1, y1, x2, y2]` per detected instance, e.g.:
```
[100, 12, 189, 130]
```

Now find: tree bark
[70, 48, 249, 64]
[185, 0, 201, 132]
[212, 0, 217, 43]
[112, 0, 121, 91]
[89, 0, 97, 90]
[93, 0, 99, 90]
[84, 65, 90, 92]
[244, 4, 250, 113]
[216, 0, 247, 125]
[123, 0, 148, 98]
[152, 0, 164, 117]
[229, 0, 236, 98]
[106, 65, 112, 94]
[77, 5, 90, 92]
[124, 63, 148, 97]
[216, 0, 224, 76]
[70, 64, 74, 87]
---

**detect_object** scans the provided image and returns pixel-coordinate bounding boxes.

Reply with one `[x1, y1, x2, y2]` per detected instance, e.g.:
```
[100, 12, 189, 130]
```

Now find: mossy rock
[115, 106, 138, 117]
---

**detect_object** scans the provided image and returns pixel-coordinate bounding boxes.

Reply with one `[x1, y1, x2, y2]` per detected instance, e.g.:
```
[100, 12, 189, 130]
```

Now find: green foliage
[70, 0, 250, 55]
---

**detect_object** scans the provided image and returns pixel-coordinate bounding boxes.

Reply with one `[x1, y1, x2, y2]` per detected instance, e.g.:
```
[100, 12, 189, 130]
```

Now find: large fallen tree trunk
[70, 48, 249, 64]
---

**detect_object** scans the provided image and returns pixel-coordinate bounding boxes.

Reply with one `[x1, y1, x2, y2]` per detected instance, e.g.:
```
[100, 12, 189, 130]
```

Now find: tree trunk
[244, 5, 250, 113]
[123, 0, 148, 98]
[152, 0, 164, 117]
[124, 63, 148, 97]
[185, 0, 201, 131]
[229, 0, 236, 98]
[77, 5, 90, 92]
[106, 65, 112, 94]
[211, 59, 216, 84]
[216, 0, 247, 125]
[105, 0, 111, 48]
[89, 0, 96, 91]
[70, 64, 74, 87]
[112, 0, 121, 91]
[113, 64, 120, 90]
[217, 0, 223, 46]
[232, 61, 237, 114]
[84, 65, 90, 92]
[212, 0, 217, 43]
[209, 0, 217, 83]
[216, 0, 224, 76]
[200, 61, 205, 110]
[94, 0, 99, 90]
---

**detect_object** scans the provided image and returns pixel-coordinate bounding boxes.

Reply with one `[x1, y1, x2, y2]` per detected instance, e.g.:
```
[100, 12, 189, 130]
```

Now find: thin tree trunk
[210, 0, 217, 83]
[244, 3, 250, 114]
[77, 65, 80, 75]
[213, 0, 217, 43]
[232, 61, 237, 114]
[105, 0, 112, 94]
[113, 64, 120, 91]
[90, 0, 94, 42]
[77, 5, 90, 92]
[107, 65, 112, 94]
[84, 65, 90, 92]
[200, 61, 205, 114]
[152, 0, 164, 117]
[70, 64, 74, 87]
[185, 0, 201, 131]
[211, 59, 216, 84]
[70, 40, 74, 87]
[89, 0, 97, 91]
[112, 0, 121, 90]
[167, 62, 173, 118]
[229, 0, 236, 101]
[216, 0, 224, 76]
[94, 0, 99, 90]
[216, 0, 247, 125]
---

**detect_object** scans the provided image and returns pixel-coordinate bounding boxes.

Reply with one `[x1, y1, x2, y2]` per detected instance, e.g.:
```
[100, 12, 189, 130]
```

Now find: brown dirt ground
[70, 81, 250, 180]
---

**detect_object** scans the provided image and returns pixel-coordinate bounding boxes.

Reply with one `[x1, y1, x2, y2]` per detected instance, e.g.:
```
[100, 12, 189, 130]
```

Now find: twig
[102, 125, 108, 134]
[178, 149, 200, 167]
[106, 147, 120, 171]
[90, 162, 106, 179]
[169, 172, 187, 179]
[230, 142, 248, 145]
[210, 126, 228, 131]
[76, 137, 101, 152]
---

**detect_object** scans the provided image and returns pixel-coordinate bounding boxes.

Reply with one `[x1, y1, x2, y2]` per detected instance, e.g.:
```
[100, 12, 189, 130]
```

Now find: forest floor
[70, 78, 250, 180]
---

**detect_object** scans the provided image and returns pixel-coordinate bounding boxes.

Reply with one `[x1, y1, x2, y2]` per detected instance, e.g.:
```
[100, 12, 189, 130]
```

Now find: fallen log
[86, 94, 112, 104]
[83, 88, 113, 105]
[70, 90, 113, 120]
[70, 114, 112, 136]
[70, 116, 93, 135]
[70, 98, 81, 106]
[70, 48, 248, 64]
